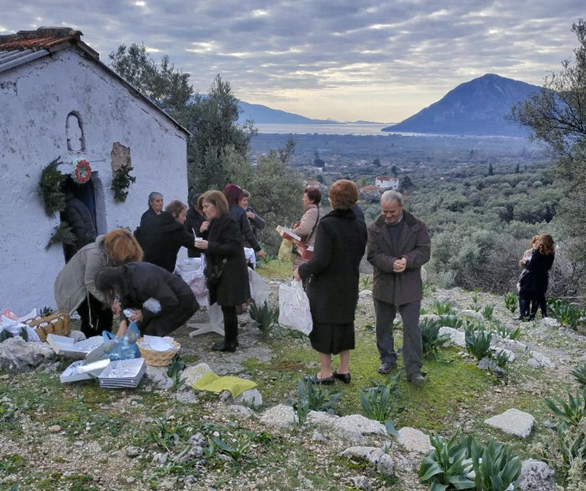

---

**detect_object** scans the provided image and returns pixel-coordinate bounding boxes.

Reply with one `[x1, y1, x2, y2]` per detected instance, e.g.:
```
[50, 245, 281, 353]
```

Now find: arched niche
[66, 111, 85, 152]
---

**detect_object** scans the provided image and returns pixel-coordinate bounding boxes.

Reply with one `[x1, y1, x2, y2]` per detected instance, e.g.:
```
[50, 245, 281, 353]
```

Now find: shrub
[469, 438, 522, 491]
[548, 298, 583, 329]
[419, 433, 474, 491]
[420, 318, 451, 356]
[546, 389, 586, 430]
[287, 379, 341, 426]
[504, 292, 518, 313]
[438, 315, 464, 329]
[571, 364, 586, 386]
[465, 329, 492, 360]
[432, 300, 456, 316]
[359, 372, 404, 435]
[481, 305, 494, 321]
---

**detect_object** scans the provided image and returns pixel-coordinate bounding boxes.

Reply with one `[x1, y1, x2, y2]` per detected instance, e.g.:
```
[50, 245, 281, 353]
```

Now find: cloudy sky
[0, 1, 583, 122]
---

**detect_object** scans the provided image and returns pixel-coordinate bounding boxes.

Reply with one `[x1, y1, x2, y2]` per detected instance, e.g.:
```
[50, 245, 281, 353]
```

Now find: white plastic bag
[176, 257, 209, 307]
[278, 281, 313, 335]
[249, 268, 270, 305]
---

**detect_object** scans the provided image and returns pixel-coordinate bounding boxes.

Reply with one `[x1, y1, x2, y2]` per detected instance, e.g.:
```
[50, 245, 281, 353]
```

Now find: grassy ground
[1, 259, 584, 490]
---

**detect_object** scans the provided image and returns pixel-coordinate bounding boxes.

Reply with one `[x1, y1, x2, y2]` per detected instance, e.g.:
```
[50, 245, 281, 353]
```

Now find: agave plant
[504, 293, 518, 314]
[545, 389, 586, 430]
[359, 372, 404, 435]
[421, 318, 451, 356]
[465, 329, 492, 360]
[482, 305, 495, 321]
[248, 301, 279, 336]
[469, 438, 522, 491]
[287, 379, 341, 426]
[492, 350, 511, 370]
[432, 300, 456, 316]
[571, 363, 586, 386]
[419, 433, 474, 491]
[438, 315, 464, 329]
[491, 321, 521, 341]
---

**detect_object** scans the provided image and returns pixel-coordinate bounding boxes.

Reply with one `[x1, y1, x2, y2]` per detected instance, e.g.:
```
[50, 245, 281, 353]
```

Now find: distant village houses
[375, 176, 400, 190]
[0, 27, 190, 314]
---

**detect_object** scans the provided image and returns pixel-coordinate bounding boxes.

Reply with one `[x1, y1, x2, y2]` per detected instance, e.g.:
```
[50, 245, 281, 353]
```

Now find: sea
[254, 123, 391, 136]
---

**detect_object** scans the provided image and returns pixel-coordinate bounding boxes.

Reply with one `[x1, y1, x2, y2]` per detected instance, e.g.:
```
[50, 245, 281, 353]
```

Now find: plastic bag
[249, 268, 270, 305]
[278, 238, 293, 262]
[278, 281, 313, 335]
[176, 257, 209, 307]
[102, 322, 141, 361]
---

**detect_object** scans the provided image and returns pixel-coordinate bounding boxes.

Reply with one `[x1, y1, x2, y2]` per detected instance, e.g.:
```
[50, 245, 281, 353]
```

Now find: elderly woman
[95, 262, 198, 337]
[54, 228, 143, 337]
[137, 200, 199, 272]
[143, 192, 164, 219]
[519, 233, 555, 321]
[195, 191, 250, 352]
[224, 184, 266, 260]
[294, 180, 367, 384]
[292, 187, 323, 270]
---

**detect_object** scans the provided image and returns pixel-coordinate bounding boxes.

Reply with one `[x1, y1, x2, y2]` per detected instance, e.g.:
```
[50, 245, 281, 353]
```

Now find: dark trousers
[221, 305, 239, 347]
[374, 299, 422, 376]
[76, 294, 113, 337]
[141, 293, 199, 336]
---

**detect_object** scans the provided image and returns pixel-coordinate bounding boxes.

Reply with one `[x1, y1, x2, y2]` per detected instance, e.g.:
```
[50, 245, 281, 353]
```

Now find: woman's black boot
[517, 298, 528, 320]
[212, 306, 239, 352]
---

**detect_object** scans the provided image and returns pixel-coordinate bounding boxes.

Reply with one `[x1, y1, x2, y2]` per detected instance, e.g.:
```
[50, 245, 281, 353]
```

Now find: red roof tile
[0, 28, 82, 52]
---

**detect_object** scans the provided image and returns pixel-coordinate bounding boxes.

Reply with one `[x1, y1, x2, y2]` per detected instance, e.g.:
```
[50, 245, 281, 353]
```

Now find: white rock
[233, 388, 263, 408]
[0, 337, 57, 372]
[340, 446, 394, 476]
[306, 410, 338, 426]
[540, 318, 561, 329]
[350, 476, 372, 491]
[519, 459, 556, 491]
[259, 404, 296, 429]
[359, 290, 372, 299]
[312, 430, 327, 441]
[397, 427, 433, 454]
[173, 390, 197, 404]
[484, 408, 535, 438]
[69, 330, 87, 342]
[457, 310, 485, 322]
[529, 351, 555, 369]
[439, 327, 466, 347]
[225, 405, 255, 421]
[144, 366, 174, 390]
[182, 363, 212, 387]
[335, 414, 387, 438]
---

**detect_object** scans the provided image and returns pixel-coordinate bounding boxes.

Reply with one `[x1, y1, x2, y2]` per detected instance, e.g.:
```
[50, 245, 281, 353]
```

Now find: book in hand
[276, 225, 314, 260]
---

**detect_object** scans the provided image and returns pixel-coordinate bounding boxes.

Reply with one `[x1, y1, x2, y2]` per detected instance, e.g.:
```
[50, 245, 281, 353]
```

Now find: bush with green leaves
[437, 315, 464, 329]
[465, 329, 492, 360]
[469, 438, 522, 491]
[545, 389, 586, 430]
[167, 355, 186, 391]
[491, 321, 521, 341]
[548, 299, 583, 329]
[421, 318, 451, 356]
[571, 363, 586, 386]
[287, 379, 341, 426]
[359, 372, 404, 436]
[481, 305, 494, 321]
[419, 433, 474, 491]
[249, 301, 279, 336]
[432, 300, 456, 316]
[504, 292, 518, 313]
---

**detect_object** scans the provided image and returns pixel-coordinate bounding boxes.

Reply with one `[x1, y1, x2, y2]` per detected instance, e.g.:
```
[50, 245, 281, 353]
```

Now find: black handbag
[205, 258, 227, 287]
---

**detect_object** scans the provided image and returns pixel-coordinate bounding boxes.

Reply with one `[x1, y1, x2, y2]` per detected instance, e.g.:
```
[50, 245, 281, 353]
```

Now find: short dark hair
[224, 184, 244, 206]
[304, 187, 322, 204]
[329, 180, 358, 210]
[202, 190, 229, 216]
[165, 200, 187, 218]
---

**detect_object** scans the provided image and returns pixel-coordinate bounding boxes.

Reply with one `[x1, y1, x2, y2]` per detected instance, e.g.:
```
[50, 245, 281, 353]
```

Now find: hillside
[238, 100, 340, 124]
[383, 74, 541, 136]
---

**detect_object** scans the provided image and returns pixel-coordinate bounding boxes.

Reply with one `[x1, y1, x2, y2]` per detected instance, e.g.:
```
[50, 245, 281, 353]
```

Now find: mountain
[238, 101, 340, 124]
[382, 74, 541, 136]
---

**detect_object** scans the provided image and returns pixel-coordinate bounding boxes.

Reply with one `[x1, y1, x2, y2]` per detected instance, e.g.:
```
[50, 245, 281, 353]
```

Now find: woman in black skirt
[294, 180, 367, 384]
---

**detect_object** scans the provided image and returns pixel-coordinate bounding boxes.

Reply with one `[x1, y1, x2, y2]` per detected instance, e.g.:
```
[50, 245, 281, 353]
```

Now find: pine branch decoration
[45, 222, 76, 251]
[38, 157, 68, 216]
[112, 164, 136, 203]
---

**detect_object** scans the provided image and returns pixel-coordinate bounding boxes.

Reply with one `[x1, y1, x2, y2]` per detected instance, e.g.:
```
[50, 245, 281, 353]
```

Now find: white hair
[381, 190, 403, 206]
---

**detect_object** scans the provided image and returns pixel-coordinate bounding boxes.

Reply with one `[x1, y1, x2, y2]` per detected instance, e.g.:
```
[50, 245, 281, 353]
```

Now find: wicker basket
[25, 310, 71, 342]
[137, 338, 180, 366]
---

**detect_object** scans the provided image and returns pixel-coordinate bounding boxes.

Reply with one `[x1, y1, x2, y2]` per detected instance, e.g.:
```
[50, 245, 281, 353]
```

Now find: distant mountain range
[237, 101, 340, 124]
[383, 74, 540, 136]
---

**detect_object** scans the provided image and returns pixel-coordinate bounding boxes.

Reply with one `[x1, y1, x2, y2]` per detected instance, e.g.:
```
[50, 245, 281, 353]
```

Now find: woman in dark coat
[195, 191, 250, 352]
[136, 200, 198, 272]
[519, 233, 555, 320]
[95, 262, 199, 337]
[185, 194, 208, 258]
[224, 184, 266, 261]
[294, 180, 368, 384]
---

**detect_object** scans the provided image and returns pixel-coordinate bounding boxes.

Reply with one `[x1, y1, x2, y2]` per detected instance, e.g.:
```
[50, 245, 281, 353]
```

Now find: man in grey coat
[367, 190, 431, 385]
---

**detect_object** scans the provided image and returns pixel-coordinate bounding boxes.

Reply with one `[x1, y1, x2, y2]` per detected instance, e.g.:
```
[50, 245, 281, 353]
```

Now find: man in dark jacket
[62, 192, 97, 262]
[367, 190, 431, 385]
